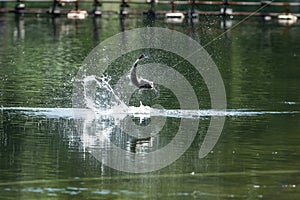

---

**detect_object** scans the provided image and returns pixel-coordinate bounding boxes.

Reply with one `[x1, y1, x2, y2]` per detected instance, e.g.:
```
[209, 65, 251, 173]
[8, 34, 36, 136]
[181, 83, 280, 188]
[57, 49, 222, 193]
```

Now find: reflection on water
[1, 14, 300, 199]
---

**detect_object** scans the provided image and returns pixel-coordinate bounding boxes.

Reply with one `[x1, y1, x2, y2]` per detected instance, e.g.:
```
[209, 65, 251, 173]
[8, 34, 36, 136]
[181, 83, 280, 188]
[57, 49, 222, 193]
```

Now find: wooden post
[50, 0, 60, 15]
[75, 0, 78, 10]
[93, 0, 102, 16]
[120, 0, 129, 16]
[222, 0, 228, 17]
[189, 0, 198, 20]
[221, 0, 233, 17]
[191, 0, 195, 14]
[15, 0, 25, 13]
[147, 0, 156, 20]
[171, 0, 175, 12]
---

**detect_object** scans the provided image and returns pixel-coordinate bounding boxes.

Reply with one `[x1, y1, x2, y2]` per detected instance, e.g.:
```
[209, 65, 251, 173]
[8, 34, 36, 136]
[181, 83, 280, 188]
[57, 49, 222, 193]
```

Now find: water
[1, 14, 300, 199]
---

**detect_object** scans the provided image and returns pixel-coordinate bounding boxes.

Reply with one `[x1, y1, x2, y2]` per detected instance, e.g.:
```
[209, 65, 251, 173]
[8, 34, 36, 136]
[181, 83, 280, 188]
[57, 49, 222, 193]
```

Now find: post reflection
[14, 15, 25, 41]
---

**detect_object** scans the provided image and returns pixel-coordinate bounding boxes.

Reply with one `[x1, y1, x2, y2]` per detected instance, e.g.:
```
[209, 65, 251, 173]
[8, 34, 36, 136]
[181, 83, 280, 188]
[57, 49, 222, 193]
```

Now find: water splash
[82, 75, 127, 111]
[81, 75, 155, 122]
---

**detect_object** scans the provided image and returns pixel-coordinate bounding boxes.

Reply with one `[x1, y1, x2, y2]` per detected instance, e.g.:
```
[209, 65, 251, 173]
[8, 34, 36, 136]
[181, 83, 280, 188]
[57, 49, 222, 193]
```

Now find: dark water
[1, 14, 300, 199]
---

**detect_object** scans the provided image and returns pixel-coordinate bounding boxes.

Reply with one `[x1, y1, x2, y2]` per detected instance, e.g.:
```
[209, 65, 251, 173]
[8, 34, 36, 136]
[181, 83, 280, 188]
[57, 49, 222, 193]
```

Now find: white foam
[1, 106, 298, 119]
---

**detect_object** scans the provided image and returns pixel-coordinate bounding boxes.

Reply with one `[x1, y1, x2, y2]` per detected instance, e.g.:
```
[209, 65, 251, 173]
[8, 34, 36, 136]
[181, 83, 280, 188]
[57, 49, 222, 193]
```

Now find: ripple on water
[92, 189, 111, 195]
[2, 186, 146, 197]
[282, 101, 299, 105]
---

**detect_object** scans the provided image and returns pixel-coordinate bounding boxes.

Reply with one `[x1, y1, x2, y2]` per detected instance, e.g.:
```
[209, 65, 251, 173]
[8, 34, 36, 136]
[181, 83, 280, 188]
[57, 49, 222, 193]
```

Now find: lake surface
[1, 13, 300, 199]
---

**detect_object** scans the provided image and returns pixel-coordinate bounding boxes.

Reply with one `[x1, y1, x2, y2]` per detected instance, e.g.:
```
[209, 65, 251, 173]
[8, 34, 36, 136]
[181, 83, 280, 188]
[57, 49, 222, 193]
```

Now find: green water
[1, 14, 300, 199]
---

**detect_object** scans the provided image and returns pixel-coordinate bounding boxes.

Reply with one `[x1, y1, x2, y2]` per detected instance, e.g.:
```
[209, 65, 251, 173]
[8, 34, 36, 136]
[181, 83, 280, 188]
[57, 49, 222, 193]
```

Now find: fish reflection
[129, 137, 153, 154]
